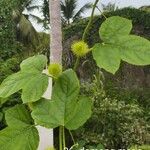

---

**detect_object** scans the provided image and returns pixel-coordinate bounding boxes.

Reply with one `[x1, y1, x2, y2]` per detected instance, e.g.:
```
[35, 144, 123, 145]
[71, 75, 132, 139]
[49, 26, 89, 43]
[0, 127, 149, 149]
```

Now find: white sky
[27, 0, 150, 32]
[80, 0, 150, 16]
[81, 0, 150, 8]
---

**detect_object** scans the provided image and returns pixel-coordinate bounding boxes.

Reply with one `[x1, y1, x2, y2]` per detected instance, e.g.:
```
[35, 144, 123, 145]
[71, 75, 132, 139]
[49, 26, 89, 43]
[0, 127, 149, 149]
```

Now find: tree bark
[37, 0, 62, 149]
[49, 0, 62, 64]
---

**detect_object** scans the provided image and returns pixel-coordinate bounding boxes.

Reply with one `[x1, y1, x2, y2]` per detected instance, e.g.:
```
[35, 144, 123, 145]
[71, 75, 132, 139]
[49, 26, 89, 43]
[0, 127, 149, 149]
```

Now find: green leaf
[52, 69, 80, 102]
[51, 69, 80, 121]
[0, 127, 39, 150]
[92, 43, 120, 74]
[0, 72, 25, 98]
[31, 99, 63, 128]
[21, 73, 48, 103]
[65, 96, 92, 130]
[5, 105, 34, 127]
[119, 35, 150, 65]
[97, 144, 105, 149]
[0, 96, 9, 105]
[92, 16, 150, 74]
[0, 55, 48, 103]
[0, 105, 39, 150]
[32, 69, 92, 130]
[0, 72, 48, 103]
[100, 16, 132, 42]
[20, 55, 47, 72]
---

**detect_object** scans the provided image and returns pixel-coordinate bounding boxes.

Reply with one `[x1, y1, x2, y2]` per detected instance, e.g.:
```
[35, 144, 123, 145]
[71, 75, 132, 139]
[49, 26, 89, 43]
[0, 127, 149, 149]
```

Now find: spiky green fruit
[48, 63, 62, 78]
[71, 41, 90, 57]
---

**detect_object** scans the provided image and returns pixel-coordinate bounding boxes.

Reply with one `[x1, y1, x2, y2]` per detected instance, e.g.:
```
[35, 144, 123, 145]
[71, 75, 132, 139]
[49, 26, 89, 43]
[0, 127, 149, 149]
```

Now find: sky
[27, 0, 150, 32]
[79, 0, 150, 16]
[80, 0, 150, 8]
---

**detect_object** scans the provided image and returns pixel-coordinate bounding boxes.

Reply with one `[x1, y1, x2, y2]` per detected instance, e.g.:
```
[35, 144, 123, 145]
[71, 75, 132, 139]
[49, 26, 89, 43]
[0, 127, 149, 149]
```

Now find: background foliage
[62, 7, 150, 149]
[0, 2, 150, 149]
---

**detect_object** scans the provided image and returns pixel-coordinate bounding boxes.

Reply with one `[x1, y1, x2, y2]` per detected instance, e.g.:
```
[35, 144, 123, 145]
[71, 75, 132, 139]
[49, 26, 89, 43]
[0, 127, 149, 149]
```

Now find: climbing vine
[0, 1, 150, 150]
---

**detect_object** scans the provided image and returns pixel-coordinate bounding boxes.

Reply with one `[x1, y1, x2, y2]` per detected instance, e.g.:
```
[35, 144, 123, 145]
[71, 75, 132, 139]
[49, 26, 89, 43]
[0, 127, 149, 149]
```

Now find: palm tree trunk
[37, 0, 62, 149]
[49, 0, 62, 64]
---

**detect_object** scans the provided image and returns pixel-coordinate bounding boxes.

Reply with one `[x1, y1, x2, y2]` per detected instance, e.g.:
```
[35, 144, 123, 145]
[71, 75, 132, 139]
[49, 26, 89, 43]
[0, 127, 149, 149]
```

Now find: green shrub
[76, 99, 146, 149]
[74, 79, 147, 149]
[62, 31, 150, 147]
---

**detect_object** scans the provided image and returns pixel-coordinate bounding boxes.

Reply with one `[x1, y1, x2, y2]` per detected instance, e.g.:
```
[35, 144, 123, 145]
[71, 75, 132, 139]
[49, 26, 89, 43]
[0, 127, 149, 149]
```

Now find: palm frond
[17, 15, 39, 46]
[73, 2, 92, 21]
[29, 14, 44, 23]
[101, 2, 117, 12]
[12, 10, 21, 23]
[26, 5, 41, 12]
[61, 0, 77, 22]
[23, 0, 33, 8]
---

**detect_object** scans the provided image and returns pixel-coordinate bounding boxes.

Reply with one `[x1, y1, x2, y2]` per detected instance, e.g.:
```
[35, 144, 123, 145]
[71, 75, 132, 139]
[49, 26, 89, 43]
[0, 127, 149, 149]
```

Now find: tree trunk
[37, 0, 62, 149]
[49, 0, 62, 64]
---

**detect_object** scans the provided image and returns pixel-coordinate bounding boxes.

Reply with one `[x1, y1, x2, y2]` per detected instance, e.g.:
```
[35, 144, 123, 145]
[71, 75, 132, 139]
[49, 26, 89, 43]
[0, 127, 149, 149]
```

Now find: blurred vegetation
[101, 2, 119, 12]
[0, 2, 150, 149]
[0, 0, 49, 130]
[140, 5, 150, 13]
[60, 0, 92, 26]
[73, 78, 148, 149]
[62, 7, 150, 149]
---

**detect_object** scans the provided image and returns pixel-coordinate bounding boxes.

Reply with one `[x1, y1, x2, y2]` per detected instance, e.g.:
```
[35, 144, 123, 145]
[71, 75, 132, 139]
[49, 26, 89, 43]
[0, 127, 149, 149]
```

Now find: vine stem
[69, 130, 76, 145]
[95, 6, 107, 19]
[73, 57, 80, 71]
[63, 126, 66, 149]
[82, 0, 100, 41]
[73, 0, 100, 71]
[59, 126, 63, 150]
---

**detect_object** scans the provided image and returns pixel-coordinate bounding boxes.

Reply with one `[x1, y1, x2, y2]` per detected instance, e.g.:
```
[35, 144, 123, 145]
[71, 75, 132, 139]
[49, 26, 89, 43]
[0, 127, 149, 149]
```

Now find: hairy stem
[73, 57, 80, 71]
[96, 6, 107, 19]
[82, 0, 100, 41]
[59, 126, 63, 150]
[63, 126, 66, 149]
[69, 130, 76, 145]
[73, 0, 100, 72]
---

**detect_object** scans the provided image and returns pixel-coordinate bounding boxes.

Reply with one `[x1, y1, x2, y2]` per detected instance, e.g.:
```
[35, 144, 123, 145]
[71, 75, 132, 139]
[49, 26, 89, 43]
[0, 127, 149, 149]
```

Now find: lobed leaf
[65, 96, 92, 130]
[0, 127, 39, 150]
[5, 105, 34, 127]
[100, 16, 132, 42]
[92, 43, 120, 74]
[20, 55, 47, 72]
[31, 99, 63, 129]
[0, 105, 39, 150]
[32, 69, 92, 130]
[0, 55, 48, 103]
[92, 16, 150, 74]
[119, 35, 150, 65]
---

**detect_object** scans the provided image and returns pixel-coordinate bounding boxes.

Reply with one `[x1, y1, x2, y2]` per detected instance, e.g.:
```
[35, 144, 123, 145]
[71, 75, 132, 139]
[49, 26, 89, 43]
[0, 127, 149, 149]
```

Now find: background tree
[42, 0, 92, 27]
[140, 5, 150, 12]
[101, 2, 118, 12]
[50, 0, 63, 64]
[12, 0, 40, 50]
[61, 0, 92, 25]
